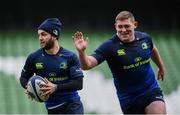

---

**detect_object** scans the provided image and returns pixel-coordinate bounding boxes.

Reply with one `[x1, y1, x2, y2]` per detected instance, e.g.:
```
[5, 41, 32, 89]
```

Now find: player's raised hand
[72, 31, 88, 52]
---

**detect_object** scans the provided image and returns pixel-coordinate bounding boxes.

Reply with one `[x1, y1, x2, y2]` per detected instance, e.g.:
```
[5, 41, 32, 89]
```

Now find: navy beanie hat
[38, 18, 62, 39]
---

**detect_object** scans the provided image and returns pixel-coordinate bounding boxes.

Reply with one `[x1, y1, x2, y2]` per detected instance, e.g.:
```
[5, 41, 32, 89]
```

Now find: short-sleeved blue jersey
[91, 31, 159, 106]
[22, 47, 84, 108]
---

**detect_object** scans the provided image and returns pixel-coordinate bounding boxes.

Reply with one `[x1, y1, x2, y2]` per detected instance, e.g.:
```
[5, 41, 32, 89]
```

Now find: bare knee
[145, 101, 166, 114]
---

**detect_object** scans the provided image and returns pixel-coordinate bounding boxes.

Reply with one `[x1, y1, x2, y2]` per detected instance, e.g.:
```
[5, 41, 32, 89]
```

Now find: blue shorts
[121, 88, 165, 114]
[47, 99, 84, 114]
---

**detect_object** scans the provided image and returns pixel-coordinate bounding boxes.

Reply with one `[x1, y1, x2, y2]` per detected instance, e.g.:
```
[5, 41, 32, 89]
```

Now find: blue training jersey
[91, 31, 159, 106]
[21, 47, 84, 108]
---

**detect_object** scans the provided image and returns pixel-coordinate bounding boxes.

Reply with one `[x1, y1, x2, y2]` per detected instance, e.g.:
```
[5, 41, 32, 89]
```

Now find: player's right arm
[20, 55, 35, 100]
[20, 54, 34, 89]
[73, 31, 98, 70]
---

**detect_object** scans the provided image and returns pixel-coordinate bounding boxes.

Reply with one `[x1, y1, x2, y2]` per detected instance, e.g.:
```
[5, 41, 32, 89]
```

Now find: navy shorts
[121, 88, 165, 114]
[47, 99, 84, 114]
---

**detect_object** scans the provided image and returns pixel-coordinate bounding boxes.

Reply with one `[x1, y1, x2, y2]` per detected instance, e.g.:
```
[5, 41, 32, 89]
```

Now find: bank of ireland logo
[117, 49, 126, 56]
[142, 42, 148, 49]
[49, 72, 56, 77]
[35, 63, 44, 69]
[60, 62, 68, 69]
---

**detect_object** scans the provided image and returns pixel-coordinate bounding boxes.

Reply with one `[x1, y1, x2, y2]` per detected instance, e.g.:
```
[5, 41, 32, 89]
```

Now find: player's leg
[145, 100, 166, 114]
[47, 99, 83, 114]
[47, 102, 67, 114]
[144, 87, 166, 114]
[66, 99, 84, 114]
[120, 98, 145, 114]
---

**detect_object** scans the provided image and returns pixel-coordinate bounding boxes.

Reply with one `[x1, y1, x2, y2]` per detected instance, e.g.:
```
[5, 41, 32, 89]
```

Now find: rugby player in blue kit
[73, 11, 166, 114]
[20, 18, 84, 114]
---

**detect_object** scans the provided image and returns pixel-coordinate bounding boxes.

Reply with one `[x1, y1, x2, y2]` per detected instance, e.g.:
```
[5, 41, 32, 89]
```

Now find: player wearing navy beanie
[20, 18, 84, 114]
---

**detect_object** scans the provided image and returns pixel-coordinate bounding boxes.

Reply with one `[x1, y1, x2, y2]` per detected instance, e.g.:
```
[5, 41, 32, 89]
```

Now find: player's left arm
[151, 45, 165, 81]
[40, 77, 83, 97]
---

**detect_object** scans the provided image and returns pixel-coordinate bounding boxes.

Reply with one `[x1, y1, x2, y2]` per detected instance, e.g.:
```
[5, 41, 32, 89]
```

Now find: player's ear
[52, 35, 57, 40]
[134, 21, 138, 29]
